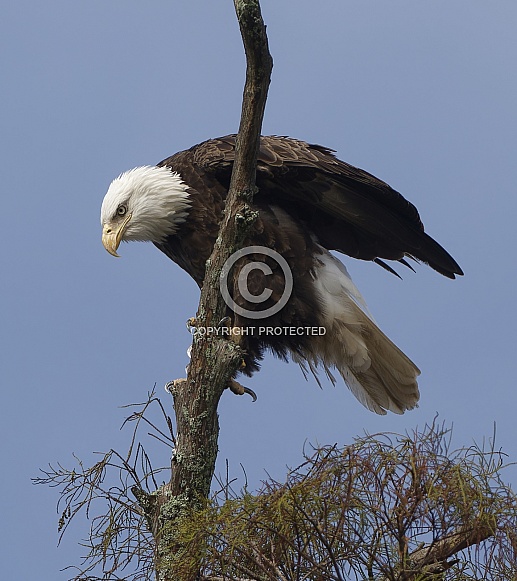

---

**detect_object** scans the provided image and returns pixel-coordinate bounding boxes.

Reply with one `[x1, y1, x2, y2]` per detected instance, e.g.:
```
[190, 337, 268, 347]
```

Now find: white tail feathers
[294, 250, 420, 415]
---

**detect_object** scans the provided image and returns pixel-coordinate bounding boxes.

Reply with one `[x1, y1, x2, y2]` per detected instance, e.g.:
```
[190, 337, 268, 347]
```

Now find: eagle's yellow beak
[101, 213, 132, 257]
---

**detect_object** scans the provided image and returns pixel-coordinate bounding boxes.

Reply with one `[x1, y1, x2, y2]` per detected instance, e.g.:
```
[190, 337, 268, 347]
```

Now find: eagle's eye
[116, 204, 127, 217]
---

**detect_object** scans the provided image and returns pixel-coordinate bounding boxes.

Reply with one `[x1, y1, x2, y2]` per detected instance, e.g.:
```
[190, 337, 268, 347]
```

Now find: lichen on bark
[146, 4, 273, 578]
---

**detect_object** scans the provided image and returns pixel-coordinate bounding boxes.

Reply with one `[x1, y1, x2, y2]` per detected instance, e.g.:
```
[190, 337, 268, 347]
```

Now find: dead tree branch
[404, 518, 496, 579]
[144, 2, 273, 580]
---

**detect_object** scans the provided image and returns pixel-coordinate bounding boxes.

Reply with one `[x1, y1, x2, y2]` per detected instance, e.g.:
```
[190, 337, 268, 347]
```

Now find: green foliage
[180, 422, 517, 580]
[36, 397, 517, 581]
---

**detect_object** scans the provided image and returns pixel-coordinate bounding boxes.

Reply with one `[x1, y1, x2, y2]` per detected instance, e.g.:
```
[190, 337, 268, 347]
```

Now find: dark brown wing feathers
[158, 135, 463, 279]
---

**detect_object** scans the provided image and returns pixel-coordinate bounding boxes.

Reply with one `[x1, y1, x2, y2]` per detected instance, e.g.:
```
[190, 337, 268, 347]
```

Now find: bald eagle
[100, 135, 462, 415]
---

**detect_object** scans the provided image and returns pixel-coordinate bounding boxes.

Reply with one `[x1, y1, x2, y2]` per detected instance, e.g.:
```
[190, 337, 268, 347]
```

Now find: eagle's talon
[186, 317, 198, 331]
[216, 316, 242, 345]
[165, 379, 185, 394]
[218, 316, 232, 328]
[243, 386, 257, 402]
[228, 379, 257, 402]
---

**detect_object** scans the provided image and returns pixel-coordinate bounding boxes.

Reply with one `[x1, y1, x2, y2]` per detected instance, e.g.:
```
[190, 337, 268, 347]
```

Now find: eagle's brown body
[101, 135, 462, 414]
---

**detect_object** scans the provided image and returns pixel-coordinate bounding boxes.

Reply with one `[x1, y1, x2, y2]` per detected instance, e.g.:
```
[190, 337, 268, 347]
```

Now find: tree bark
[147, 2, 273, 580]
[402, 518, 496, 580]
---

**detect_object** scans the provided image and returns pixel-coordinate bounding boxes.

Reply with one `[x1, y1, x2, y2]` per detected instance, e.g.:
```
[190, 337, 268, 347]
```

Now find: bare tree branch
[147, 2, 273, 579]
[405, 518, 496, 579]
[169, 0, 272, 505]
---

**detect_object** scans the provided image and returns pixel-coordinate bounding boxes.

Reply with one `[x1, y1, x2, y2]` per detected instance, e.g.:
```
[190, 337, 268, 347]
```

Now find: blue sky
[2, 1, 516, 578]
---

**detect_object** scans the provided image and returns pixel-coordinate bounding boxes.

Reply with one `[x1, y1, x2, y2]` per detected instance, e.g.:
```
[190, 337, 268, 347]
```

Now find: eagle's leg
[182, 316, 251, 398]
[216, 319, 254, 399]
[216, 316, 244, 348]
[164, 379, 182, 394]
[217, 317, 249, 373]
[227, 379, 257, 402]
[166, 378, 256, 401]
[189, 316, 242, 345]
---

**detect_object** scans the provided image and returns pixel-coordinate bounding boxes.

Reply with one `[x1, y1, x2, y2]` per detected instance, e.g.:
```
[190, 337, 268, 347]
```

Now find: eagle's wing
[168, 134, 463, 279]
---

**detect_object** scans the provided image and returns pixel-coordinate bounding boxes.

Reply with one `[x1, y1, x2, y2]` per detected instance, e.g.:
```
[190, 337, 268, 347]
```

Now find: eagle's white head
[100, 165, 191, 257]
